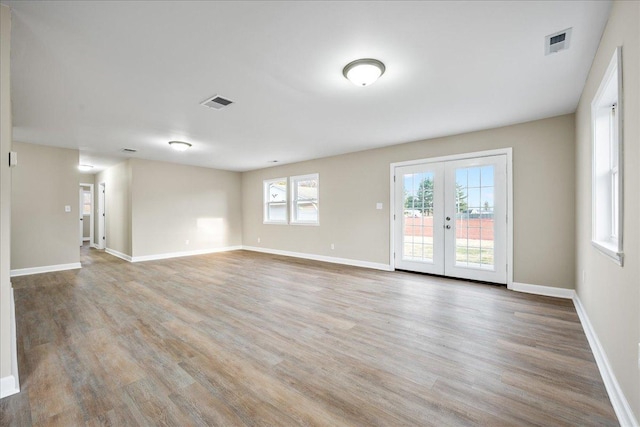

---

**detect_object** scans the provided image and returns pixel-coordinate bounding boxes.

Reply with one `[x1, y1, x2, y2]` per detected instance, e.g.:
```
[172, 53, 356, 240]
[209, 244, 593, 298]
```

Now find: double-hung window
[591, 46, 623, 265]
[290, 174, 319, 225]
[263, 174, 319, 225]
[263, 178, 288, 224]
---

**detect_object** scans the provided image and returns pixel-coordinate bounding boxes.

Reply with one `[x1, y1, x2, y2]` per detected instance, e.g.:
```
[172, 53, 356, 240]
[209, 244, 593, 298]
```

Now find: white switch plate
[330, 243, 335, 250]
[64, 205, 71, 212]
[376, 202, 383, 210]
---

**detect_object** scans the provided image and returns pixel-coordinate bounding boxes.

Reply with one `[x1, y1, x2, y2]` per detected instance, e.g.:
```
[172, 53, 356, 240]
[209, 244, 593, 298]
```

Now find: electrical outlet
[64, 205, 71, 212]
[330, 243, 335, 250]
[376, 202, 383, 210]
[258, 237, 261, 243]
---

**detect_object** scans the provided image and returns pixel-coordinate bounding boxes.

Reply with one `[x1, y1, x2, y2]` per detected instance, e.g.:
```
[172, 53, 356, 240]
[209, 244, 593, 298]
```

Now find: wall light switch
[64, 205, 71, 212]
[376, 202, 383, 210]
[8, 151, 17, 167]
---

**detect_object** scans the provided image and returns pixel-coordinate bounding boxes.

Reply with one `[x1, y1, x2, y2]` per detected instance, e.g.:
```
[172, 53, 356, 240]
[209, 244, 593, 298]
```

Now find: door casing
[389, 148, 513, 289]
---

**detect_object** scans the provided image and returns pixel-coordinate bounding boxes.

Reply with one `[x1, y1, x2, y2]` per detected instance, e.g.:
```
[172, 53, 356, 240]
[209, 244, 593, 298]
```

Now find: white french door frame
[389, 148, 514, 289]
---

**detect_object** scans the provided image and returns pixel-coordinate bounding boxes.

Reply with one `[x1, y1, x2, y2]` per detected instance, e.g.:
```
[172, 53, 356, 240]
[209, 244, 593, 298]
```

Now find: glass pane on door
[454, 165, 495, 270]
[402, 172, 434, 262]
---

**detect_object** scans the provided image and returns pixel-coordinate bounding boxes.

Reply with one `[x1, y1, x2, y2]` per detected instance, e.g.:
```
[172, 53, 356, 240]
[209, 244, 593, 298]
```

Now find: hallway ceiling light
[168, 141, 192, 152]
[343, 58, 386, 87]
[78, 164, 94, 172]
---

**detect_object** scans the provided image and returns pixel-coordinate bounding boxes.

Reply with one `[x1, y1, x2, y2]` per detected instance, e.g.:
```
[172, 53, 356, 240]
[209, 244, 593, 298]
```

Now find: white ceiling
[6, 1, 611, 172]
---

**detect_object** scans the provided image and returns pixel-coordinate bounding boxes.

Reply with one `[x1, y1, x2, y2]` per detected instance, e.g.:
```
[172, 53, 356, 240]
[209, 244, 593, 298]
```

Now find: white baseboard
[90, 243, 100, 249]
[573, 295, 638, 427]
[1, 289, 20, 399]
[82, 238, 90, 242]
[242, 246, 393, 271]
[105, 248, 132, 262]
[131, 246, 243, 263]
[0, 375, 19, 399]
[10, 262, 82, 277]
[510, 282, 576, 299]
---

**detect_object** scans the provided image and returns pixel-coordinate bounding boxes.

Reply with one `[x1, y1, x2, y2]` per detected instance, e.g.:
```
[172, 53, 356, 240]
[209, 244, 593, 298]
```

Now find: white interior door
[79, 187, 83, 246]
[394, 154, 507, 284]
[98, 183, 105, 249]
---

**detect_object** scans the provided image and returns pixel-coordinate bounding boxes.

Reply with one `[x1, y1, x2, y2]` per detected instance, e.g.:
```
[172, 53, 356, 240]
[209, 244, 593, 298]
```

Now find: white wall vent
[545, 28, 572, 55]
[200, 94, 234, 110]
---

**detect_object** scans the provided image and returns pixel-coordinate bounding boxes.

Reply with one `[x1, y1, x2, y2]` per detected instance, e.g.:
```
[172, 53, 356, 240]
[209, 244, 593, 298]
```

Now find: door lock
[446, 225, 451, 229]
[446, 216, 451, 221]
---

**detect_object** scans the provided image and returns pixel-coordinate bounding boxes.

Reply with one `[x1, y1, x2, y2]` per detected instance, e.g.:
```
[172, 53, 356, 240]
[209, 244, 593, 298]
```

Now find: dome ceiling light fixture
[78, 164, 94, 172]
[168, 141, 192, 152]
[343, 58, 386, 87]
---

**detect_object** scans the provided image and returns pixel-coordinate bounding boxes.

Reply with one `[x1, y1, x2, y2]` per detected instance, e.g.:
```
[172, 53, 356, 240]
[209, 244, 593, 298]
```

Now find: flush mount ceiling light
[78, 164, 94, 172]
[343, 58, 386, 87]
[168, 141, 192, 152]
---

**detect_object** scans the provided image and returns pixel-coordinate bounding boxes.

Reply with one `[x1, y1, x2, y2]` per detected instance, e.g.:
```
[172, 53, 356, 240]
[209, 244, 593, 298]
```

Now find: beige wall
[575, 0, 640, 420]
[96, 160, 132, 256]
[11, 142, 80, 269]
[130, 158, 243, 257]
[242, 114, 576, 288]
[0, 3, 13, 381]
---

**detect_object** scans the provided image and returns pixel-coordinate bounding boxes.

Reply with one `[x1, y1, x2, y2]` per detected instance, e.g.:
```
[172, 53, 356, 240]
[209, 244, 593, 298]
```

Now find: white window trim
[290, 173, 319, 226]
[591, 46, 623, 266]
[263, 177, 288, 225]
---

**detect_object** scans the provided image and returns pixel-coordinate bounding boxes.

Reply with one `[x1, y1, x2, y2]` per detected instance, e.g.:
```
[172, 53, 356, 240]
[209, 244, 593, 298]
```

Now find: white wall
[575, 0, 640, 421]
[242, 114, 576, 289]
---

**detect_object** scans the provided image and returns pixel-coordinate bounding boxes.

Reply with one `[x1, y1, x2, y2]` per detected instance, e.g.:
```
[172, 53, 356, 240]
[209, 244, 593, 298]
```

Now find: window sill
[591, 240, 624, 266]
[290, 222, 319, 226]
[263, 221, 288, 225]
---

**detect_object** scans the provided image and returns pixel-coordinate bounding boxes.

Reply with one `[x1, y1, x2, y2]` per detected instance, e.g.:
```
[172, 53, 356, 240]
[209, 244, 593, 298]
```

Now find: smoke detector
[200, 94, 233, 110]
[545, 28, 572, 55]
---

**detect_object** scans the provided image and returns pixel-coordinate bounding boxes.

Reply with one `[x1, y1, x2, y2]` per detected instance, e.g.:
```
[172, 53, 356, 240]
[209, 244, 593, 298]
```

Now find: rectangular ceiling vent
[200, 94, 234, 110]
[545, 28, 572, 55]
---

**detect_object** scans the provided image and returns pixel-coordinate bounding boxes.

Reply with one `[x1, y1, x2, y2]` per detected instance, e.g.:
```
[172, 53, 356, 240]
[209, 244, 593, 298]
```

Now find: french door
[394, 154, 507, 284]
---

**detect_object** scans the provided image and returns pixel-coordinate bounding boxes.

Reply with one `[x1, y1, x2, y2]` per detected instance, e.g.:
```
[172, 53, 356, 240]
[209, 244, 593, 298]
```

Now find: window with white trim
[592, 46, 623, 265]
[263, 178, 288, 224]
[82, 191, 92, 215]
[290, 174, 319, 225]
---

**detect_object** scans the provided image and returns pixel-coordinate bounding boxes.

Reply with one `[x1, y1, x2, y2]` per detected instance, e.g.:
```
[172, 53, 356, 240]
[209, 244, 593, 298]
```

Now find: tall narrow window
[290, 174, 319, 225]
[592, 46, 623, 265]
[263, 178, 288, 224]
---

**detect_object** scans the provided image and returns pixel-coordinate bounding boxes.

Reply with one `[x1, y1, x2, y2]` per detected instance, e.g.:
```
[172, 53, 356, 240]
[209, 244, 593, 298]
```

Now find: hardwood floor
[1, 246, 618, 426]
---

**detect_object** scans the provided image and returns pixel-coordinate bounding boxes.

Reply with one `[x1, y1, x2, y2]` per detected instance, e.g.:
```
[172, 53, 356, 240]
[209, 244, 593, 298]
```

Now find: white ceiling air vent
[545, 28, 572, 55]
[200, 94, 234, 110]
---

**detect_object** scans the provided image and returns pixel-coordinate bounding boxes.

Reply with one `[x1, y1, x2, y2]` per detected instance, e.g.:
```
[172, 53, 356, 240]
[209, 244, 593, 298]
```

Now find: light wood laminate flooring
[1, 246, 618, 426]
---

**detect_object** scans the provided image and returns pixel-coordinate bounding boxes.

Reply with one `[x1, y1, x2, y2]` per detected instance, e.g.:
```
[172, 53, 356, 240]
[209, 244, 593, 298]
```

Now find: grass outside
[403, 236, 494, 266]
